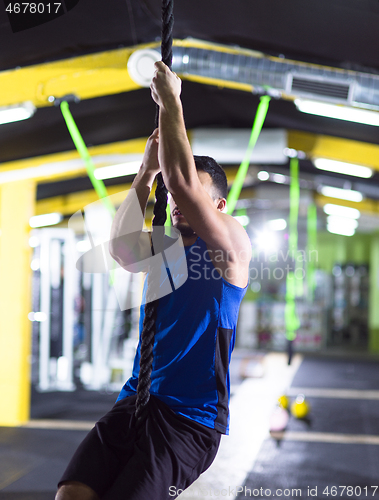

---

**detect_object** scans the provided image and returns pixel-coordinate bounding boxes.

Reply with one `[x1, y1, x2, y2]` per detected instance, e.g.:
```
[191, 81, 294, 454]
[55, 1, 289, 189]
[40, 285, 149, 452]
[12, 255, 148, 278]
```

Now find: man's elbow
[108, 243, 140, 273]
[108, 232, 151, 273]
[108, 238, 130, 266]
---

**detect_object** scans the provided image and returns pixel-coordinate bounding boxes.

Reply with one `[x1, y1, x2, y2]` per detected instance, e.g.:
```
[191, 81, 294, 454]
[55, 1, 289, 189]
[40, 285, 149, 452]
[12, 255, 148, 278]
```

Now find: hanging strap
[60, 101, 115, 218]
[226, 95, 271, 215]
[285, 157, 301, 363]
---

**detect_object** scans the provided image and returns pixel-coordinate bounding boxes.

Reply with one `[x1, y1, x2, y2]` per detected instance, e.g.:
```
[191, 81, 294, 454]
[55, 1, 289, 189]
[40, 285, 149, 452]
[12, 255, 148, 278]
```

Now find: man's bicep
[171, 185, 236, 252]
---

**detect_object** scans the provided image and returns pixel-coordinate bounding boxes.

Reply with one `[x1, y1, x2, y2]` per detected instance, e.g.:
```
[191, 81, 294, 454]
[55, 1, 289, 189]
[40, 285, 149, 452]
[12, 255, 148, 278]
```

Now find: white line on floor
[288, 387, 379, 400]
[21, 419, 94, 430]
[270, 431, 379, 445]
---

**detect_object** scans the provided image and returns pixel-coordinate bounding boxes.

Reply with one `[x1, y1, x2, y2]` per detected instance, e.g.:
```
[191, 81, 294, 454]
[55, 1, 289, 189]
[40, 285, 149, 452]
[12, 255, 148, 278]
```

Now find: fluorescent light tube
[295, 99, 379, 126]
[29, 213, 63, 228]
[28, 236, 40, 248]
[94, 161, 141, 180]
[0, 101, 36, 125]
[233, 215, 250, 227]
[320, 186, 363, 202]
[314, 158, 373, 178]
[327, 225, 355, 236]
[254, 230, 279, 253]
[323, 204, 360, 219]
[327, 215, 358, 230]
[30, 312, 47, 322]
[266, 218, 287, 231]
[272, 173, 286, 184]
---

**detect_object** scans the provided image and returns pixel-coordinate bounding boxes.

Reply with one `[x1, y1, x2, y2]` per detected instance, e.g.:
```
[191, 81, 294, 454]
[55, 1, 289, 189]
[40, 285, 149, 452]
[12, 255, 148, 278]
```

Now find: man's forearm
[109, 168, 156, 259]
[158, 98, 197, 193]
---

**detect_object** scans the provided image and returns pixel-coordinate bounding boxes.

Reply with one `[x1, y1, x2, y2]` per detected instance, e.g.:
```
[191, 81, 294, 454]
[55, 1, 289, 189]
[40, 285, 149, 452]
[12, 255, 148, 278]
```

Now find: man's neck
[182, 234, 198, 247]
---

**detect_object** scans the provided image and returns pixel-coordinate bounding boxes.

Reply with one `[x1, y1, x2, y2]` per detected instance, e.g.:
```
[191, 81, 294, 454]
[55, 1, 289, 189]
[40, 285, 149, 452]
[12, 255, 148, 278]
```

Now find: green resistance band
[165, 203, 171, 227]
[226, 95, 271, 215]
[307, 203, 317, 301]
[288, 157, 299, 258]
[286, 157, 301, 341]
[60, 101, 116, 218]
[60, 101, 117, 283]
[285, 272, 300, 341]
[291, 157, 304, 297]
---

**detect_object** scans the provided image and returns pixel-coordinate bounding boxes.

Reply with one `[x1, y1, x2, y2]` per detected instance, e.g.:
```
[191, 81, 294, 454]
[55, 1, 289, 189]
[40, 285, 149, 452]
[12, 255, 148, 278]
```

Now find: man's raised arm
[108, 129, 161, 272]
[150, 61, 251, 276]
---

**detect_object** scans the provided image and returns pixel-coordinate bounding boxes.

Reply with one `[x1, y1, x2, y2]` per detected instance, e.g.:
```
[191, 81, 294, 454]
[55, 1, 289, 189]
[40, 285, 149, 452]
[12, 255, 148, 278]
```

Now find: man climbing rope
[55, 61, 251, 500]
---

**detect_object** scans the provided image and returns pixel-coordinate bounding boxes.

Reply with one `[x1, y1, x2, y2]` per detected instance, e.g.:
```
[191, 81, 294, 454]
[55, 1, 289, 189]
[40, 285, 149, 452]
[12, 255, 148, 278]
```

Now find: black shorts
[58, 395, 221, 500]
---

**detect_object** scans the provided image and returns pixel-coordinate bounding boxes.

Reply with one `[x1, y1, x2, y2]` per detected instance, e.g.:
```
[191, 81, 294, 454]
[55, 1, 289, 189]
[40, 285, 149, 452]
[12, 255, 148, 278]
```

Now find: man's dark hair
[194, 156, 228, 200]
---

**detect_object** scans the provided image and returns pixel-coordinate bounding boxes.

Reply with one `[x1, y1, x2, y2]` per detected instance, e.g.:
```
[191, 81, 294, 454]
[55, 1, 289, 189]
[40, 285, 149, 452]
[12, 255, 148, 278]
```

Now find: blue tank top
[117, 236, 247, 434]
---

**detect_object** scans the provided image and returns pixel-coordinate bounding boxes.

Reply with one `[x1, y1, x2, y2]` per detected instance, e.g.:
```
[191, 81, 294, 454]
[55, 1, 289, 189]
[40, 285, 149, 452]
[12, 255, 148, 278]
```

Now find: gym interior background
[1, 1, 379, 498]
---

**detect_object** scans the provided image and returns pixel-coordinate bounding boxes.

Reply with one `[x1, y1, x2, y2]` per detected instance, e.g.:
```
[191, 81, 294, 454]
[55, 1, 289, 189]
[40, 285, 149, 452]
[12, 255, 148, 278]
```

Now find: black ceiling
[1, 0, 379, 174]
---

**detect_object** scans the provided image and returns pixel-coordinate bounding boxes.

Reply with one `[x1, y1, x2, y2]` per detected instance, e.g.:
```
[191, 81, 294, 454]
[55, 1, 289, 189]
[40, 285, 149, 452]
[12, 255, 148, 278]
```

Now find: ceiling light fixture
[266, 218, 287, 231]
[28, 236, 40, 248]
[29, 213, 63, 228]
[233, 215, 250, 227]
[327, 215, 358, 230]
[254, 230, 279, 253]
[0, 102, 36, 125]
[127, 49, 161, 87]
[323, 204, 360, 219]
[272, 173, 287, 184]
[94, 161, 141, 180]
[257, 170, 269, 181]
[294, 99, 379, 126]
[320, 186, 363, 202]
[327, 225, 356, 237]
[314, 158, 373, 178]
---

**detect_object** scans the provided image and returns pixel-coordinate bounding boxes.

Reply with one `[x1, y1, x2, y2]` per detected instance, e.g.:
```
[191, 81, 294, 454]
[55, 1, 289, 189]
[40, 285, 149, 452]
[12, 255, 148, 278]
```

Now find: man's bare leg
[55, 481, 100, 500]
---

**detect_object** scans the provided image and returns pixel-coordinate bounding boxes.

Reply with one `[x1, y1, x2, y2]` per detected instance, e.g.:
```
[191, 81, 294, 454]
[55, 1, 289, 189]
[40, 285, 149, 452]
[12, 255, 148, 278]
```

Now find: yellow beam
[3, 127, 378, 187]
[288, 130, 379, 172]
[0, 38, 258, 109]
[36, 183, 135, 216]
[0, 38, 277, 109]
[36, 166, 242, 217]
[0, 44, 155, 108]
[0, 180, 35, 425]
[0, 37, 262, 109]
[1, 37, 358, 111]
[0, 137, 147, 183]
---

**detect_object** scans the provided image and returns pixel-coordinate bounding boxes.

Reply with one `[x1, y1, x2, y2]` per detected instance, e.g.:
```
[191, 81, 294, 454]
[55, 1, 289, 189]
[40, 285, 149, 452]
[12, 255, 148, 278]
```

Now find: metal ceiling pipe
[172, 44, 379, 110]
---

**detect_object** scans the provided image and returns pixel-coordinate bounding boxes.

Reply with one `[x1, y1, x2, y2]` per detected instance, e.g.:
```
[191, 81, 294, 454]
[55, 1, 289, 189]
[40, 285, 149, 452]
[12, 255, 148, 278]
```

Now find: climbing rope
[135, 0, 174, 422]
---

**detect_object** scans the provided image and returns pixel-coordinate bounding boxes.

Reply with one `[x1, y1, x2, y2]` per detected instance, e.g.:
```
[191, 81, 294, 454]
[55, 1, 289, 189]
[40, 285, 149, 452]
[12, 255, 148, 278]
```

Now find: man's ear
[217, 198, 227, 212]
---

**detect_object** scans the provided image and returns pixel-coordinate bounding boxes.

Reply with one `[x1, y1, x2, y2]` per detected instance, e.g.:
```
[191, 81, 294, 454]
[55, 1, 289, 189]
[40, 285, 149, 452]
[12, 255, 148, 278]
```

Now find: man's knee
[55, 481, 100, 500]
